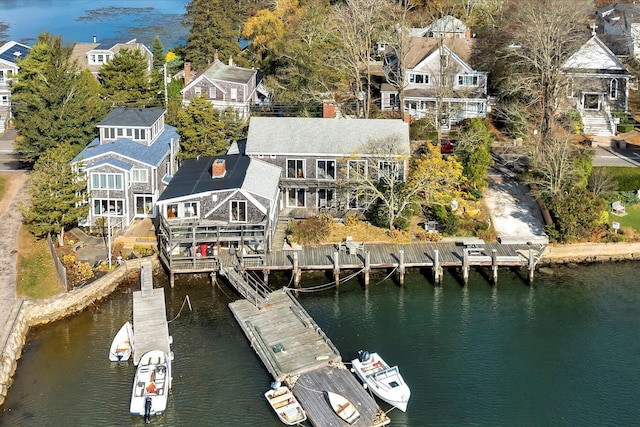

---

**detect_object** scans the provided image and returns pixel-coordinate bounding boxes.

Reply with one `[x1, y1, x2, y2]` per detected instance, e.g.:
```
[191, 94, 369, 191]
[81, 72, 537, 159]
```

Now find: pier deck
[132, 261, 171, 365]
[229, 290, 388, 426]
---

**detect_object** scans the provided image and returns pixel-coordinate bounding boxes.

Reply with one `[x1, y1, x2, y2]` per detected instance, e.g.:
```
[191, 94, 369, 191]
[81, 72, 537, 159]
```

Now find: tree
[494, 0, 590, 142]
[176, 96, 228, 160]
[151, 36, 165, 104]
[11, 32, 107, 163]
[183, 0, 241, 71]
[455, 118, 493, 190]
[22, 142, 89, 245]
[99, 48, 158, 107]
[333, 0, 390, 118]
[528, 134, 580, 196]
[411, 142, 465, 205]
[547, 188, 606, 243]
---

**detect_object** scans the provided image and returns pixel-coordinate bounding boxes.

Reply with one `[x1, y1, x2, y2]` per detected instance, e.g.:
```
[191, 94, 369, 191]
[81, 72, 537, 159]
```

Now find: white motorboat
[325, 390, 360, 424]
[108, 321, 133, 362]
[351, 350, 410, 412]
[130, 350, 172, 423]
[264, 383, 307, 425]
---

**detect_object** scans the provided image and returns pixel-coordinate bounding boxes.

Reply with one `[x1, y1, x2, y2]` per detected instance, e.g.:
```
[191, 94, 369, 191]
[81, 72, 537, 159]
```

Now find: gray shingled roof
[157, 155, 280, 202]
[201, 59, 255, 84]
[98, 107, 165, 127]
[245, 117, 410, 157]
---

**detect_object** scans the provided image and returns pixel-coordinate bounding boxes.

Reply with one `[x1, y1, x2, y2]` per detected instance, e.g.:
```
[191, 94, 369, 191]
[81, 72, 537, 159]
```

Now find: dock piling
[462, 249, 469, 286]
[364, 251, 371, 287]
[433, 249, 441, 285]
[492, 249, 498, 285]
[333, 251, 340, 285]
[398, 250, 405, 285]
[528, 248, 535, 283]
[293, 251, 301, 288]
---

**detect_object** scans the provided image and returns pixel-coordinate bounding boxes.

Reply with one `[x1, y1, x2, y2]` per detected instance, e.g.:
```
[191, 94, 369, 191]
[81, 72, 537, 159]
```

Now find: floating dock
[132, 261, 171, 365]
[229, 290, 389, 426]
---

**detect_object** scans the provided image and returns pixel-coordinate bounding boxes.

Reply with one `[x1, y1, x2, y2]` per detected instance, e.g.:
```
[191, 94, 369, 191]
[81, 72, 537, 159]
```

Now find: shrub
[289, 215, 333, 244]
[617, 123, 634, 133]
[343, 212, 360, 227]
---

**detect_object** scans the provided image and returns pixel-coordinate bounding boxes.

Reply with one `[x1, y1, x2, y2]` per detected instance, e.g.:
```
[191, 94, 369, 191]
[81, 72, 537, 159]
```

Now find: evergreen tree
[183, 0, 240, 71]
[99, 48, 158, 107]
[176, 96, 228, 160]
[12, 32, 107, 163]
[22, 142, 90, 244]
[151, 36, 165, 105]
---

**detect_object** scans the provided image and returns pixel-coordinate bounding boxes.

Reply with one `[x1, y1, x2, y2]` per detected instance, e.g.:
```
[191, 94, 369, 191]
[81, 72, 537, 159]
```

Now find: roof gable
[564, 35, 628, 71]
[405, 37, 474, 70]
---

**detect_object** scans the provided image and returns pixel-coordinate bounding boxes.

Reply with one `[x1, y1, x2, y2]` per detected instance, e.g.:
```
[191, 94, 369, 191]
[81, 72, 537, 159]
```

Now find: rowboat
[351, 350, 410, 412]
[130, 350, 172, 423]
[325, 390, 360, 424]
[108, 321, 133, 362]
[264, 384, 307, 425]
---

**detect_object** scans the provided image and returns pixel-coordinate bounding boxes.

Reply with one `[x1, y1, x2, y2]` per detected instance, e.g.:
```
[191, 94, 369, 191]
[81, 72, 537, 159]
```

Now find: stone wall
[0, 255, 160, 407]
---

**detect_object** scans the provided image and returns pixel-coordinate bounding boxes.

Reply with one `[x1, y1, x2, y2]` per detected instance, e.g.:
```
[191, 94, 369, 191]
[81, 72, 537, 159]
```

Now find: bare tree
[333, 0, 390, 118]
[528, 134, 579, 195]
[495, 0, 590, 142]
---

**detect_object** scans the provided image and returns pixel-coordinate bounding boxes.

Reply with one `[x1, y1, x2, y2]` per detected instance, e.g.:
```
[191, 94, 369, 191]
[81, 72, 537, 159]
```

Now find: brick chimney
[403, 113, 411, 124]
[212, 158, 226, 178]
[323, 102, 336, 119]
[184, 62, 191, 86]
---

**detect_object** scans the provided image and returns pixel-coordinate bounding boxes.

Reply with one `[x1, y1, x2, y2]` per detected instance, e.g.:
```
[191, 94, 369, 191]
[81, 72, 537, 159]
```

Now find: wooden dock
[229, 290, 389, 426]
[132, 261, 172, 365]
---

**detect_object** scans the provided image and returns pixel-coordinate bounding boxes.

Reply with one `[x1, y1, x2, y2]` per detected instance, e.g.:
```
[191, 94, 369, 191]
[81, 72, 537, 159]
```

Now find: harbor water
[1, 262, 640, 426]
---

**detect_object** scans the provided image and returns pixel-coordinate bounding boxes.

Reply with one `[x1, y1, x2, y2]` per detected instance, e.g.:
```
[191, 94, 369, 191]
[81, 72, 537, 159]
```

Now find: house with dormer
[72, 107, 179, 231]
[245, 115, 411, 214]
[181, 55, 262, 118]
[70, 37, 153, 78]
[155, 154, 281, 272]
[380, 36, 488, 127]
[561, 33, 632, 136]
[0, 41, 30, 133]
[596, 3, 640, 58]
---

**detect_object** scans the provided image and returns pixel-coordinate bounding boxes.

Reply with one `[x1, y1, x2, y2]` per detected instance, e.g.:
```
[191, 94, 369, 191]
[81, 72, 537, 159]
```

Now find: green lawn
[16, 226, 64, 299]
[610, 202, 640, 232]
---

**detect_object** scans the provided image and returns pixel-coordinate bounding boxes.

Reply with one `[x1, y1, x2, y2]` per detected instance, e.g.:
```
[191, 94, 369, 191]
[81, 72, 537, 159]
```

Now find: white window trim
[93, 199, 124, 216]
[316, 159, 336, 180]
[230, 200, 247, 223]
[610, 79, 618, 100]
[347, 160, 368, 180]
[131, 168, 148, 183]
[91, 172, 123, 190]
[287, 158, 306, 179]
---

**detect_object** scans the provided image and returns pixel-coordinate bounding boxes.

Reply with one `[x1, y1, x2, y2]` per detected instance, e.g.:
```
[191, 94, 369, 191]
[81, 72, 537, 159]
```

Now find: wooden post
[333, 251, 340, 285]
[433, 249, 441, 285]
[209, 271, 216, 286]
[528, 248, 535, 284]
[293, 251, 301, 288]
[491, 249, 498, 286]
[170, 271, 175, 288]
[462, 248, 469, 286]
[263, 269, 269, 287]
[364, 251, 371, 287]
[398, 250, 405, 286]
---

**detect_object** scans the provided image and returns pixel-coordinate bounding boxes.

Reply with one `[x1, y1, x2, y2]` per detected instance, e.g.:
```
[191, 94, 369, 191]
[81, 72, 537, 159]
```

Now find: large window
[131, 168, 148, 183]
[378, 161, 402, 180]
[348, 160, 367, 180]
[209, 87, 216, 98]
[458, 75, 478, 86]
[287, 189, 306, 207]
[183, 202, 198, 218]
[230, 201, 247, 222]
[610, 79, 618, 100]
[93, 199, 124, 216]
[409, 73, 429, 84]
[135, 195, 154, 215]
[287, 159, 305, 178]
[91, 173, 123, 190]
[316, 160, 336, 180]
[166, 202, 199, 219]
[317, 189, 335, 208]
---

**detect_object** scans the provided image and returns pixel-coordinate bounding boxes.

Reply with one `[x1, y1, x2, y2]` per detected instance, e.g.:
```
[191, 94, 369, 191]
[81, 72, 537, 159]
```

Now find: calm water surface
[0, 0, 188, 47]
[1, 263, 640, 426]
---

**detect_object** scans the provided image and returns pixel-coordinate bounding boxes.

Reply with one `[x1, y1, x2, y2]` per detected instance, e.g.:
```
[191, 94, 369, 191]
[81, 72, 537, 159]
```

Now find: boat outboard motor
[144, 397, 152, 424]
[358, 350, 371, 363]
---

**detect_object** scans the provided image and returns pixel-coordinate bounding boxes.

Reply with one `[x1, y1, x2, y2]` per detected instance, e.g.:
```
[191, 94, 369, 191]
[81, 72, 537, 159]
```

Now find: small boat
[264, 383, 307, 425]
[351, 350, 410, 412]
[325, 390, 360, 424]
[130, 350, 172, 423]
[108, 321, 134, 362]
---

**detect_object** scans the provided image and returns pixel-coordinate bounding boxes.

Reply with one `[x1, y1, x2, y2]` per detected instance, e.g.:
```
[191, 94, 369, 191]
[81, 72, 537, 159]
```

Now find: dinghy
[325, 390, 360, 424]
[108, 321, 133, 362]
[130, 350, 172, 423]
[264, 383, 307, 425]
[351, 350, 410, 412]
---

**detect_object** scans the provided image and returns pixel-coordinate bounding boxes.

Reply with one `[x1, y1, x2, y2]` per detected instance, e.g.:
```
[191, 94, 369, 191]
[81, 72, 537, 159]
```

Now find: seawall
[0, 256, 160, 407]
[540, 242, 640, 265]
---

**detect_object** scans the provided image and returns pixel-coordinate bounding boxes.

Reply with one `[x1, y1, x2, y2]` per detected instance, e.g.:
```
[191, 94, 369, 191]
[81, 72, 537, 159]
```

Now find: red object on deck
[200, 244, 208, 256]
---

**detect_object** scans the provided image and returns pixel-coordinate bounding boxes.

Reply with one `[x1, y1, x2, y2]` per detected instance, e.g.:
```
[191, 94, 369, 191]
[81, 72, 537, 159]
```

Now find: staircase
[582, 111, 614, 136]
[272, 217, 290, 250]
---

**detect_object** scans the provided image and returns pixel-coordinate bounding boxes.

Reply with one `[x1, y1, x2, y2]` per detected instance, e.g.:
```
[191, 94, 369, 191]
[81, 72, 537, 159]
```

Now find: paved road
[0, 129, 28, 172]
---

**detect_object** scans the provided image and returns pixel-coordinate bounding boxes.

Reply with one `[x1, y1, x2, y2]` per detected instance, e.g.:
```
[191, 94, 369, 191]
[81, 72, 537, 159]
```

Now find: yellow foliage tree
[410, 142, 465, 205]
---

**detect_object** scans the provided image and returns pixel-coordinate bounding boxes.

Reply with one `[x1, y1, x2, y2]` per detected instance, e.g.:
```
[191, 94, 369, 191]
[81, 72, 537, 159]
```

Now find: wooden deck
[229, 290, 389, 426]
[132, 261, 172, 365]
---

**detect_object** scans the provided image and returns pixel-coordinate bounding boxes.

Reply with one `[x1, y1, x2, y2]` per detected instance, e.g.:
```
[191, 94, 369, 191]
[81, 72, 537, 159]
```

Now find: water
[1, 263, 640, 426]
[0, 0, 189, 48]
